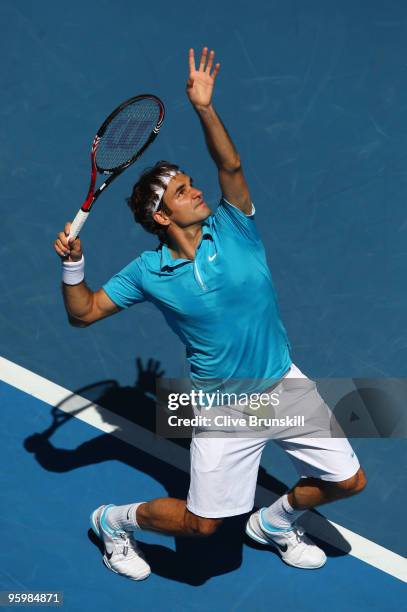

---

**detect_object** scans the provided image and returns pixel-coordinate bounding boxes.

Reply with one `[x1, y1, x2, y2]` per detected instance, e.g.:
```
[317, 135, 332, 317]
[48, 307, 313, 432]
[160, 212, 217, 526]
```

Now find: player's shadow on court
[23, 358, 349, 585]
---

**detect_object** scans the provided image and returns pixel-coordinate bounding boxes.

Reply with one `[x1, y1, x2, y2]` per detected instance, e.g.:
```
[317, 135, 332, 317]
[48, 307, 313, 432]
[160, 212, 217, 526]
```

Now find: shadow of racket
[24, 380, 119, 450]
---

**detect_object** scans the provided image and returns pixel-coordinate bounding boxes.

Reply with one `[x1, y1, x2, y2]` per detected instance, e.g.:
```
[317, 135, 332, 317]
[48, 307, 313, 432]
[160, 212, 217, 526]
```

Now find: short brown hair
[127, 160, 181, 244]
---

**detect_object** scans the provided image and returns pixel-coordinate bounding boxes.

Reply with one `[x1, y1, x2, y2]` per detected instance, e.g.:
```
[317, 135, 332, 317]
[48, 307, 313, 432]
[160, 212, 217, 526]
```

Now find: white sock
[262, 493, 305, 530]
[105, 502, 144, 532]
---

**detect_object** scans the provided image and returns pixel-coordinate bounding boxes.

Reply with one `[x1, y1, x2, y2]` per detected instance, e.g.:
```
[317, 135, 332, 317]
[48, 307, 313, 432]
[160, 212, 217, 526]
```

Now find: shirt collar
[160, 218, 213, 271]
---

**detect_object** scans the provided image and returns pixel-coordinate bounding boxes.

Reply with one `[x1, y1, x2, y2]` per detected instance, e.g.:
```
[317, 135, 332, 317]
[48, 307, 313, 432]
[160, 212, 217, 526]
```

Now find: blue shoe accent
[259, 508, 293, 534]
[90, 504, 116, 539]
[100, 504, 118, 537]
[90, 507, 103, 538]
[245, 519, 269, 545]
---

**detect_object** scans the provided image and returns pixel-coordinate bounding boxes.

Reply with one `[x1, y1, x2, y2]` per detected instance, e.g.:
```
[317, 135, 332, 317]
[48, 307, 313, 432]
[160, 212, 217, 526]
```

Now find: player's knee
[186, 513, 223, 537]
[354, 467, 367, 493]
[334, 467, 367, 497]
[196, 517, 223, 537]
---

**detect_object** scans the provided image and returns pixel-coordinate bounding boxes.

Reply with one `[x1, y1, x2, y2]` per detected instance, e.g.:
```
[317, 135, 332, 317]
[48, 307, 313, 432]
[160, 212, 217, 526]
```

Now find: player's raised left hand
[187, 47, 220, 110]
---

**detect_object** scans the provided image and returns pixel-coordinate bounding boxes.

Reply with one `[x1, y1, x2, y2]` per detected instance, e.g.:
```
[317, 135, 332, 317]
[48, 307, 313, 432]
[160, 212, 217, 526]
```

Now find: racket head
[95, 94, 165, 173]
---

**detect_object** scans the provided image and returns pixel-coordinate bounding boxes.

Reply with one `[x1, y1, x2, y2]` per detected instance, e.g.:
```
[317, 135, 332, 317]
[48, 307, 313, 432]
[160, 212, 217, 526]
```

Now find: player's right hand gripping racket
[67, 94, 165, 241]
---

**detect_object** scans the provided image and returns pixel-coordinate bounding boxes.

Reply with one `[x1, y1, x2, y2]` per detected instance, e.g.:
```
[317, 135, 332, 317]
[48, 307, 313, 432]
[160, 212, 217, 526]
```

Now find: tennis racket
[68, 94, 165, 241]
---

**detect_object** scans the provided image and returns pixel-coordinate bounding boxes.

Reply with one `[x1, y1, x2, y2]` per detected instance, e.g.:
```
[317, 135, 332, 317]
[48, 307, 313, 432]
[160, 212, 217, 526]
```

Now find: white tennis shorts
[186, 364, 361, 518]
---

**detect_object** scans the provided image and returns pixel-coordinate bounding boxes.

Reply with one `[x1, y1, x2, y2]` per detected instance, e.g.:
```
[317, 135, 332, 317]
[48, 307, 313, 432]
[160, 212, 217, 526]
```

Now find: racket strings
[97, 99, 161, 171]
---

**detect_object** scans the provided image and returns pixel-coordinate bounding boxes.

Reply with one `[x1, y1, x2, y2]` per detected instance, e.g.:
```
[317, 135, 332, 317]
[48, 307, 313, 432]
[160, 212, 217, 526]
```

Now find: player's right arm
[62, 284, 120, 327]
[54, 223, 120, 327]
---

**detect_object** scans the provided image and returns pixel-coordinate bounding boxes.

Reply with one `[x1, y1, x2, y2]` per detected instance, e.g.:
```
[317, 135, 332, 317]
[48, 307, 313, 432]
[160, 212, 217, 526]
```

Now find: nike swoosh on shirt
[208, 253, 217, 262]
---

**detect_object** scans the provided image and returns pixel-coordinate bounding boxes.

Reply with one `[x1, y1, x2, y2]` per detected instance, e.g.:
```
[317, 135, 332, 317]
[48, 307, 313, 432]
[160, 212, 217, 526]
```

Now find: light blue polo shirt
[103, 198, 291, 392]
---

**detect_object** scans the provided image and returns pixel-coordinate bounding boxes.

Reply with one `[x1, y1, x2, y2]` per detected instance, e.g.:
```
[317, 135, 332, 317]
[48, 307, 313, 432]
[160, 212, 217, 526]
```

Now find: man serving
[54, 47, 366, 580]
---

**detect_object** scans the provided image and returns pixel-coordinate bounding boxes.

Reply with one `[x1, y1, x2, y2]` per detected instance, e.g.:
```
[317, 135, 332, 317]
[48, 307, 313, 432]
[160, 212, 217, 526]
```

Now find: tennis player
[54, 47, 366, 580]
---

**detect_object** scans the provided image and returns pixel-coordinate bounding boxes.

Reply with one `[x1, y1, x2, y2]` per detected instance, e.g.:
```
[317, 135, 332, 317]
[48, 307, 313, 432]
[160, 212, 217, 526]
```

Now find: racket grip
[68, 209, 89, 241]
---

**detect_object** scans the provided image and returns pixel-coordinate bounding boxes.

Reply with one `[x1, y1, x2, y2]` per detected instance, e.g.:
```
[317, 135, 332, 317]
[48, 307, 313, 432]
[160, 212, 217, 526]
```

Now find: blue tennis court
[1, 0, 406, 609]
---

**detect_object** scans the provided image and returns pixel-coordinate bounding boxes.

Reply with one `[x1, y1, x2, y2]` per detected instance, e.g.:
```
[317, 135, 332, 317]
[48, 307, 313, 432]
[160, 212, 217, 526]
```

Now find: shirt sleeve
[102, 258, 146, 308]
[213, 197, 260, 242]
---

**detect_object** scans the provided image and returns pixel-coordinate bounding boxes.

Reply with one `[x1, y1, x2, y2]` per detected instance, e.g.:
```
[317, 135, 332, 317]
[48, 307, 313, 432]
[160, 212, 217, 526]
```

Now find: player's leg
[246, 442, 365, 570]
[246, 364, 366, 569]
[90, 432, 264, 581]
[96, 498, 223, 535]
[136, 498, 223, 536]
[287, 466, 367, 510]
[261, 446, 365, 530]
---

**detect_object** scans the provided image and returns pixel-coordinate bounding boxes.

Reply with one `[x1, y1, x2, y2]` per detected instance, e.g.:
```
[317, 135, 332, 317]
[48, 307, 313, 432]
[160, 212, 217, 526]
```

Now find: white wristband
[62, 255, 85, 285]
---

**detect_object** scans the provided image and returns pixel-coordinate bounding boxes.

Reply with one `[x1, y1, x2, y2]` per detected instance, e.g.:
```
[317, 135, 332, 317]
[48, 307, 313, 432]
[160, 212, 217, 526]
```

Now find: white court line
[1, 355, 406, 583]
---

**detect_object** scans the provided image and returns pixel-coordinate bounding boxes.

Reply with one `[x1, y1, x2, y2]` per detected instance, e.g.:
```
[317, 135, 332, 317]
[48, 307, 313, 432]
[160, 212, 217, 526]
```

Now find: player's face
[163, 174, 211, 227]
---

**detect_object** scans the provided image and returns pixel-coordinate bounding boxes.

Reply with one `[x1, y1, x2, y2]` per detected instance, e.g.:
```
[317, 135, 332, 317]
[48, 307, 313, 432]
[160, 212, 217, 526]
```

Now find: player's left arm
[187, 47, 252, 215]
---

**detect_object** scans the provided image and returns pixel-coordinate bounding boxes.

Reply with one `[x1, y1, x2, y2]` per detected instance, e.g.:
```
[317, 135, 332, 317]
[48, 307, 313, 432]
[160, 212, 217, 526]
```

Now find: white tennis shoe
[246, 508, 326, 569]
[90, 504, 151, 581]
